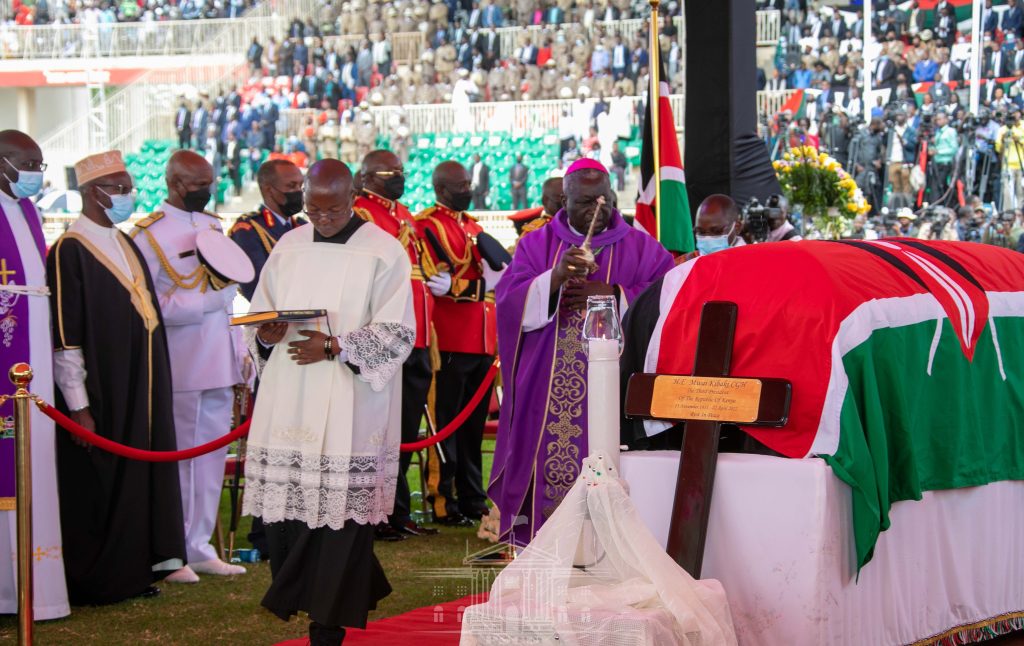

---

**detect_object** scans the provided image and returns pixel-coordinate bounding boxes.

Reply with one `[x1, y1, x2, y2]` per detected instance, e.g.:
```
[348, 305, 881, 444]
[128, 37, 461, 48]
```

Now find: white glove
[427, 272, 452, 296]
[483, 262, 507, 292]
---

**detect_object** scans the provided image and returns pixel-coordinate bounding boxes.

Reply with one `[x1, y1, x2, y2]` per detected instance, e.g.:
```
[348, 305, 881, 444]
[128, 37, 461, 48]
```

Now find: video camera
[742, 196, 784, 243]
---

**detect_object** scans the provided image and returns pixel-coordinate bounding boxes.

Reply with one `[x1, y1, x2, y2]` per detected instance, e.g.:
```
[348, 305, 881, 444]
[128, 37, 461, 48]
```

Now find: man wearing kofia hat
[47, 150, 186, 604]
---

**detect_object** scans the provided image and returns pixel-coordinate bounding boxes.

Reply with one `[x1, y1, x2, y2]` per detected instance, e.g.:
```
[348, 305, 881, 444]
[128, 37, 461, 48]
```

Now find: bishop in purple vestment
[491, 160, 673, 546]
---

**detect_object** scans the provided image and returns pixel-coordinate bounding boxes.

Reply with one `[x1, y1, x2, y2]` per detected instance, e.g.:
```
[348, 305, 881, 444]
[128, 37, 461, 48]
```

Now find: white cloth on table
[462, 454, 737, 646]
[0, 190, 70, 620]
[619, 451, 1024, 646]
[243, 222, 415, 530]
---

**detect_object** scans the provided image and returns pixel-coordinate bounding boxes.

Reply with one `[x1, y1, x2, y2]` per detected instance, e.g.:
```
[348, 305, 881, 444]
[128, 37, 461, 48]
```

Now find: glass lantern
[581, 295, 623, 358]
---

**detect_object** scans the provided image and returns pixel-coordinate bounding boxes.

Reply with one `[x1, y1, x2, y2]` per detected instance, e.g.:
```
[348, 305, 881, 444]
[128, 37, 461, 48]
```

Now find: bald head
[433, 160, 472, 212]
[305, 159, 354, 237]
[541, 177, 564, 216]
[360, 149, 405, 201]
[166, 150, 214, 212]
[0, 130, 43, 199]
[563, 168, 612, 234]
[694, 194, 740, 246]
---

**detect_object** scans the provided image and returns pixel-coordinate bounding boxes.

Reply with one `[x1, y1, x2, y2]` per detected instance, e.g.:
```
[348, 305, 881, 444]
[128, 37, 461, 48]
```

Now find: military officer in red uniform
[416, 160, 502, 526]
[354, 150, 441, 540]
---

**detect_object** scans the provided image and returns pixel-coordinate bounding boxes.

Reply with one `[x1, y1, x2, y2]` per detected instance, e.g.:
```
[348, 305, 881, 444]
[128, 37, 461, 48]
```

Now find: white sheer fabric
[341, 321, 415, 392]
[461, 454, 737, 646]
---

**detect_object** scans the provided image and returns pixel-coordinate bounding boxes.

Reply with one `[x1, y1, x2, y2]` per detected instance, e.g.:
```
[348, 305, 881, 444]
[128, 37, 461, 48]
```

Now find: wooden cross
[0, 259, 16, 286]
[624, 301, 792, 578]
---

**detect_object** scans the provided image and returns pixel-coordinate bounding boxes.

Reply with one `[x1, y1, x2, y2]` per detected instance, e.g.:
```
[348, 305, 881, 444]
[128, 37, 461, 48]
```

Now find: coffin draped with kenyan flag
[643, 239, 1024, 569]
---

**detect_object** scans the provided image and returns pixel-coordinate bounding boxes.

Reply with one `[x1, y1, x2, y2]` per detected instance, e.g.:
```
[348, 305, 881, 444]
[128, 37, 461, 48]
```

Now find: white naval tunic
[132, 202, 245, 564]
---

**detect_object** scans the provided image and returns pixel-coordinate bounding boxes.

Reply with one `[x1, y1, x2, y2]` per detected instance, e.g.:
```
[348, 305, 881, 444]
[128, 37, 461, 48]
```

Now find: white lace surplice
[243, 223, 414, 530]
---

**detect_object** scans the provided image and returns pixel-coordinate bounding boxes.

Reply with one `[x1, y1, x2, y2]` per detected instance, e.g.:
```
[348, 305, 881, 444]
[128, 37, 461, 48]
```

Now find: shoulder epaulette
[415, 205, 440, 221]
[521, 217, 549, 235]
[353, 205, 373, 222]
[230, 221, 253, 233]
[134, 211, 164, 229]
[202, 210, 222, 220]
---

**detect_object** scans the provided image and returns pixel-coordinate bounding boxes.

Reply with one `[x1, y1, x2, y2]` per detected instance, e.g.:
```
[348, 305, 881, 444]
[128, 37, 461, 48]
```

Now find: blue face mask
[98, 187, 136, 225]
[4, 158, 43, 199]
[695, 232, 732, 256]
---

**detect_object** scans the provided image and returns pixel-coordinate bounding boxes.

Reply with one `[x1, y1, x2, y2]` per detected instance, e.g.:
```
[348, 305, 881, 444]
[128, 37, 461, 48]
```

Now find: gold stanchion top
[9, 363, 32, 388]
[649, 0, 660, 8]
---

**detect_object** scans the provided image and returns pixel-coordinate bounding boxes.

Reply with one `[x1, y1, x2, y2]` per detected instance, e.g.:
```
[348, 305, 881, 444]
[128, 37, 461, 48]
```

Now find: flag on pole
[776, 88, 807, 120]
[635, 64, 693, 253]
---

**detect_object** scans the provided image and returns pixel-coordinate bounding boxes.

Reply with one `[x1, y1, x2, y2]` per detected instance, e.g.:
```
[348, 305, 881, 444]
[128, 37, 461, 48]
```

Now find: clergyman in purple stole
[492, 200, 673, 547]
[0, 197, 46, 506]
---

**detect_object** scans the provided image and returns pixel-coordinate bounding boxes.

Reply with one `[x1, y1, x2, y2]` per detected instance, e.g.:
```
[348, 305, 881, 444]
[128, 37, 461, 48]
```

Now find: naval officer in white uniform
[131, 150, 248, 582]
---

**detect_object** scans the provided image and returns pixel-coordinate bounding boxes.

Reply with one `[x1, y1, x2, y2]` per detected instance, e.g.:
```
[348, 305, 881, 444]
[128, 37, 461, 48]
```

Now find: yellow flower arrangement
[773, 145, 870, 240]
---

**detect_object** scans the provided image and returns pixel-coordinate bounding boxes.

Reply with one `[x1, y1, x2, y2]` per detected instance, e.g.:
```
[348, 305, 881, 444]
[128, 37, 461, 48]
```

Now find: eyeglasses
[4, 157, 47, 173]
[371, 169, 404, 177]
[94, 183, 134, 196]
[303, 208, 349, 221]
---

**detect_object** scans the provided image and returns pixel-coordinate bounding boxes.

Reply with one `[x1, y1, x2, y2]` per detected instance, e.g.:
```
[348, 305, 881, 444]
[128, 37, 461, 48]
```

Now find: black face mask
[279, 190, 304, 217]
[380, 176, 406, 201]
[182, 187, 212, 213]
[447, 190, 473, 213]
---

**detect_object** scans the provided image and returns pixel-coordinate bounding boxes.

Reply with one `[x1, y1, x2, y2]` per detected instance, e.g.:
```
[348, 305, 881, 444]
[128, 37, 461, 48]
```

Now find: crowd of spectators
[5, 0, 256, 25]
[757, 0, 1024, 221]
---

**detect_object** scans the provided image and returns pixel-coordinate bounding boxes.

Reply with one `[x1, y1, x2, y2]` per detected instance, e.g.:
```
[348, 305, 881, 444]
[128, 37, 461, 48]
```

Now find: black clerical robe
[47, 231, 186, 605]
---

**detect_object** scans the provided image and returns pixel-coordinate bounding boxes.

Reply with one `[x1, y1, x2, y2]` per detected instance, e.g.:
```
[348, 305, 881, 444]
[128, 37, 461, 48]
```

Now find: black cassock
[47, 232, 186, 605]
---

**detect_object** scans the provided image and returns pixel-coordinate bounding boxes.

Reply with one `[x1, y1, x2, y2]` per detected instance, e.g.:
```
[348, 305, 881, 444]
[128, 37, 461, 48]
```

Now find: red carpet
[273, 593, 488, 646]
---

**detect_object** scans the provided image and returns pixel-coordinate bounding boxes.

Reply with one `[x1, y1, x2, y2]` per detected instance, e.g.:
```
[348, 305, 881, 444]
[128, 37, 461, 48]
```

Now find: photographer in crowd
[929, 111, 960, 207]
[885, 108, 918, 210]
[996, 108, 1024, 210]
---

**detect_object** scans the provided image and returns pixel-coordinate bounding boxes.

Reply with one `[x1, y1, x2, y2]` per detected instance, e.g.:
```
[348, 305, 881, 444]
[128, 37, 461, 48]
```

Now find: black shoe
[374, 522, 407, 542]
[461, 507, 490, 521]
[395, 520, 440, 536]
[132, 586, 161, 600]
[437, 513, 475, 527]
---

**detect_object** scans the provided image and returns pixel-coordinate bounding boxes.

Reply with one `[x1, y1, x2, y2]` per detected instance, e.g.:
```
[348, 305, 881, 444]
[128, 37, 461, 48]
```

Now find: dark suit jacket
[509, 163, 528, 188]
[986, 51, 1011, 79]
[472, 163, 491, 195]
[874, 59, 896, 89]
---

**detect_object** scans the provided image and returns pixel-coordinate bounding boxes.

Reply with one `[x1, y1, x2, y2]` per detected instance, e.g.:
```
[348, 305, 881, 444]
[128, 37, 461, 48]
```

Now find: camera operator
[982, 209, 1017, 248]
[885, 207, 920, 237]
[995, 107, 1024, 209]
[885, 108, 918, 209]
[849, 118, 886, 212]
[973, 109, 1000, 203]
[824, 110, 856, 169]
[928, 110, 959, 206]
[741, 194, 803, 243]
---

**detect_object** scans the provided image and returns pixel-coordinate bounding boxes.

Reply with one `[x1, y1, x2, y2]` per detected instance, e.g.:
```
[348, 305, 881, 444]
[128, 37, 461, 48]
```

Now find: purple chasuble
[491, 209, 673, 546]
[0, 198, 45, 504]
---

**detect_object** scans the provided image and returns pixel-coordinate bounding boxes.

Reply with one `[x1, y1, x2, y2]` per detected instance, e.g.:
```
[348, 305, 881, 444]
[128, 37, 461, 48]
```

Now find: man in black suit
[936, 49, 963, 82]
[985, 40, 1011, 79]
[519, 38, 538, 65]
[873, 54, 897, 90]
[509, 154, 528, 210]
[470, 153, 490, 209]
[225, 132, 243, 197]
[480, 27, 500, 70]
[176, 99, 192, 150]
[828, 13, 847, 40]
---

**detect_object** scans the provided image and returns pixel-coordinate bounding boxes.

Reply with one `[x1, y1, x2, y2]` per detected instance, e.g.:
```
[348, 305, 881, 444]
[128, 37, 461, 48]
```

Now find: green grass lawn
[0, 440, 501, 645]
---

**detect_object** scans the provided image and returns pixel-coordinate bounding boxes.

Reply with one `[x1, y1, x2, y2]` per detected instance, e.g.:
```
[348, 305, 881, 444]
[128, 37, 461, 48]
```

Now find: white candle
[586, 337, 621, 469]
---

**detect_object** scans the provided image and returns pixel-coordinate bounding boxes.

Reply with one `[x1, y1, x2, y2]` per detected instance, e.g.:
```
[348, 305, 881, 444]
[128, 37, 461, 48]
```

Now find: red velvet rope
[38, 402, 250, 462]
[35, 360, 498, 460]
[399, 362, 499, 452]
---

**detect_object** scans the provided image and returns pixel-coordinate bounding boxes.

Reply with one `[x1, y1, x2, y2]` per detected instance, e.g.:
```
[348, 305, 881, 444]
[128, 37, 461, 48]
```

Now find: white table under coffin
[619, 451, 1024, 646]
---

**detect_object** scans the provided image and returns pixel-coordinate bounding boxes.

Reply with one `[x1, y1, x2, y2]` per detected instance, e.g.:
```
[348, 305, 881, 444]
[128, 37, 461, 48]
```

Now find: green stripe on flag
[824, 316, 1024, 570]
[660, 177, 693, 253]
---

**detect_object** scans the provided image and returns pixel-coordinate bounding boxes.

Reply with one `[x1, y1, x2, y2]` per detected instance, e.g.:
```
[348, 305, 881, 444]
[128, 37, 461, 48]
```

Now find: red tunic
[354, 191, 434, 349]
[415, 203, 497, 356]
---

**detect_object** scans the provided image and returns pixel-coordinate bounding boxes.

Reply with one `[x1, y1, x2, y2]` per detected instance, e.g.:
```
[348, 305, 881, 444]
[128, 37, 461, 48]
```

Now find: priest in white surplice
[243, 159, 414, 646]
[0, 130, 70, 619]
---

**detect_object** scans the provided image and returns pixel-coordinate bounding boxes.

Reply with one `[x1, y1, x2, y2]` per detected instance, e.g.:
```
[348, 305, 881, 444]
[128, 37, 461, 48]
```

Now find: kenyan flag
[647, 240, 1024, 569]
[635, 62, 693, 254]
[777, 88, 807, 120]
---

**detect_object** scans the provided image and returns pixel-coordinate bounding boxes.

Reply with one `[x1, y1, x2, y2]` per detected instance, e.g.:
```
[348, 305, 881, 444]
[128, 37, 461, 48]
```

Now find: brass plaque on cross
[649, 376, 763, 423]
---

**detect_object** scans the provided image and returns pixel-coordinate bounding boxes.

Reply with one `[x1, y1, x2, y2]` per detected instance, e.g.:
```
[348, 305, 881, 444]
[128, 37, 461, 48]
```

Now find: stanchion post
[11, 362, 33, 646]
